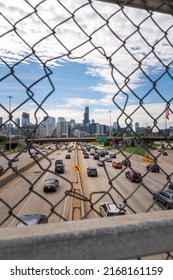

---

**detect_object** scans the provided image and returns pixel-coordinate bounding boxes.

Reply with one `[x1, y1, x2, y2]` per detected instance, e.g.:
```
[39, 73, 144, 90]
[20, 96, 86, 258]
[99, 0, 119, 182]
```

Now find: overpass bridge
[25, 135, 173, 144]
[26, 136, 123, 144]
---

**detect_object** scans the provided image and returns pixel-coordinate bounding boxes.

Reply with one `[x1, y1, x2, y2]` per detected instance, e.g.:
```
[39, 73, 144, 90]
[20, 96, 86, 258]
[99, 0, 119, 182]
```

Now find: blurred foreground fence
[0, 0, 173, 259]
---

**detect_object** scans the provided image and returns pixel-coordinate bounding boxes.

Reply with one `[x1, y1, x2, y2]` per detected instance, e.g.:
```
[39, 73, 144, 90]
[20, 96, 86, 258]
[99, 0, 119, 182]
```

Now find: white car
[99, 202, 126, 217]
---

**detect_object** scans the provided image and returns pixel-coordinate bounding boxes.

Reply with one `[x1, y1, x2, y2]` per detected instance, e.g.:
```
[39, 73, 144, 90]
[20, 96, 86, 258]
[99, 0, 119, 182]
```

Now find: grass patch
[123, 146, 147, 156]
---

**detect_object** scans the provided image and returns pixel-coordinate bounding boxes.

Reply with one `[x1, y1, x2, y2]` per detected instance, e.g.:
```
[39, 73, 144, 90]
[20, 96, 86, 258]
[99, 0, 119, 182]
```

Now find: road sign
[73, 164, 80, 172]
[96, 135, 107, 142]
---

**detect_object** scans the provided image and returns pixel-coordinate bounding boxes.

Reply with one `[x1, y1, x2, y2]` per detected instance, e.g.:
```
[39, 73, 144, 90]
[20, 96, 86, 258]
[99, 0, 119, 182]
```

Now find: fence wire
[0, 0, 173, 259]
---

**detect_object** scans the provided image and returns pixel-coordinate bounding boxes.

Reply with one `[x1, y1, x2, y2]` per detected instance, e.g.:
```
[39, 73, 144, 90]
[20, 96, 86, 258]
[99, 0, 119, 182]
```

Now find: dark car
[153, 190, 173, 209]
[10, 157, 19, 162]
[16, 214, 48, 227]
[99, 202, 126, 217]
[44, 178, 59, 192]
[55, 163, 65, 173]
[93, 154, 99, 160]
[168, 183, 173, 190]
[65, 154, 71, 159]
[99, 151, 106, 157]
[163, 151, 168, 156]
[0, 165, 3, 175]
[125, 170, 142, 182]
[146, 163, 160, 173]
[55, 159, 63, 165]
[84, 153, 89, 159]
[87, 167, 98, 177]
[122, 159, 131, 167]
[110, 153, 116, 158]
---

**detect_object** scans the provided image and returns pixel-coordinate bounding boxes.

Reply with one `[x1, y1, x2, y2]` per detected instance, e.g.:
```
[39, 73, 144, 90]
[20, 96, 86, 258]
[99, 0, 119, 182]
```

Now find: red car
[112, 162, 122, 169]
[125, 170, 142, 182]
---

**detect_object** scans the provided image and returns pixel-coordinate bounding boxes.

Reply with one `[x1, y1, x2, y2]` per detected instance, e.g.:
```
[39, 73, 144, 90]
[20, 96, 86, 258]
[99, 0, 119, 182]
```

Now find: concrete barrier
[0, 210, 173, 259]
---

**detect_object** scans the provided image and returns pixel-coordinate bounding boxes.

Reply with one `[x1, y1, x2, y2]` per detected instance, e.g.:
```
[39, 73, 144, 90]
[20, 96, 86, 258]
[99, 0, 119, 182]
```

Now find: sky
[0, 0, 173, 130]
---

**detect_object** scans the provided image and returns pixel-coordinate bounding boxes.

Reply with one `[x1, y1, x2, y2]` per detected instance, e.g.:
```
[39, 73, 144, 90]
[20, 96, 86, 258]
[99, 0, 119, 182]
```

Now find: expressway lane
[78, 146, 173, 217]
[1, 143, 173, 227]
[0, 147, 76, 227]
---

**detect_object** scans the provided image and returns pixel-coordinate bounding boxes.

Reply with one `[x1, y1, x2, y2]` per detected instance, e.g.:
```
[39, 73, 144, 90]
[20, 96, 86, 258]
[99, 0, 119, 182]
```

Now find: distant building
[57, 119, 69, 137]
[15, 118, 20, 128]
[22, 112, 30, 127]
[135, 122, 139, 132]
[89, 122, 100, 135]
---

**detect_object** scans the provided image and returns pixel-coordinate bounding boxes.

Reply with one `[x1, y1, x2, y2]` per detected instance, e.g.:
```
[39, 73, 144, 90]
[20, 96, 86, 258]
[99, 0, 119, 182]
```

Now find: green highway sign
[96, 135, 107, 142]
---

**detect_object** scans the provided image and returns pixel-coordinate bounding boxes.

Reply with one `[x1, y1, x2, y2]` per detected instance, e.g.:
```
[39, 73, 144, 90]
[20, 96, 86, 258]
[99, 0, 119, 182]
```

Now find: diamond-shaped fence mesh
[0, 0, 173, 259]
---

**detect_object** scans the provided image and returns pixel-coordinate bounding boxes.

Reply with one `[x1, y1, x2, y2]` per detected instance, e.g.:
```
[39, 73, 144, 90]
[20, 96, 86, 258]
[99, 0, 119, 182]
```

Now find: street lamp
[8, 96, 13, 151]
[109, 110, 112, 137]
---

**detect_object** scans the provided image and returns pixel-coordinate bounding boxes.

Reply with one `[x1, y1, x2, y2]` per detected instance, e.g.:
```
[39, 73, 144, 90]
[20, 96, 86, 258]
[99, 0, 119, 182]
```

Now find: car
[93, 154, 99, 160]
[87, 167, 98, 177]
[55, 163, 65, 173]
[16, 214, 48, 227]
[99, 151, 106, 157]
[112, 162, 122, 169]
[168, 183, 173, 190]
[99, 202, 126, 217]
[65, 154, 71, 159]
[106, 156, 112, 162]
[146, 163, 160, 173]
[125, 170, 142, 182]
[122, 159, 131, 166]
[84, 153, 89, 159]
[163, 151, 168, 156]
[44, 178, 59, 192]
[153, 190, 173, 209]
[10, 157, 19, 162]
[97, 160, 104, 166]
[0, 165, 3, 175]
[110, 153, 116, 158]
[55, 159, 63, 165]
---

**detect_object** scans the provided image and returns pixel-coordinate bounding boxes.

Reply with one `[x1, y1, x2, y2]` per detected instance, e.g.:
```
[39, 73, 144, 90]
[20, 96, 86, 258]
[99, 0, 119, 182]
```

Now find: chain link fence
[0, 0, 173, 259]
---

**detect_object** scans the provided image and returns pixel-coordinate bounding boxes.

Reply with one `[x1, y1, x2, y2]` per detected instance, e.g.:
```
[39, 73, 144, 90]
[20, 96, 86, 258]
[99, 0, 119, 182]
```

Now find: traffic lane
[79, 152, 165, 215]
[79, 153, 125, 216]
[0, 149, 75, 227]
[112, 151, 173, 189]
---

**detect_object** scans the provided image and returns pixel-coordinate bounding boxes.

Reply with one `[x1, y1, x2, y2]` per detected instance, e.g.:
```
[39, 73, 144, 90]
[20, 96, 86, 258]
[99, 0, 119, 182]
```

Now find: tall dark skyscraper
[83, 106, 90, 126]
[83, 106, 90, 133]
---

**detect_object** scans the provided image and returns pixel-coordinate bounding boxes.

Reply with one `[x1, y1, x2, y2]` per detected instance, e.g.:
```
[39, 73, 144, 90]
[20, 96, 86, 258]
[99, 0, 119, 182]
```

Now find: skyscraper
[22, 112, 30, 127]
[83, 106, 90, 133]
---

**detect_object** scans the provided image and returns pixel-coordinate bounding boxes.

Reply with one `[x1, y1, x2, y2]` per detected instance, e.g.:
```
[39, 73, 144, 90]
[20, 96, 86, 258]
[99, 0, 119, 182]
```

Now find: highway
[0, 143, 172, 227]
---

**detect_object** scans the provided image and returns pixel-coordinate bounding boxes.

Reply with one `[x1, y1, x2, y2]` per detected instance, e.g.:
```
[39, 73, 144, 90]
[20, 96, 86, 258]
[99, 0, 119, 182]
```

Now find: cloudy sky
[0, 0, 173, 130]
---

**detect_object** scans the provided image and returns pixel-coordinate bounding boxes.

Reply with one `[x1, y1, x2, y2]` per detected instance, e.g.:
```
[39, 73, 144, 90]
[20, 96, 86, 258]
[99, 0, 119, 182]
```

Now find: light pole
[8, 96, 13, 151]
[109, 110, 112, 137]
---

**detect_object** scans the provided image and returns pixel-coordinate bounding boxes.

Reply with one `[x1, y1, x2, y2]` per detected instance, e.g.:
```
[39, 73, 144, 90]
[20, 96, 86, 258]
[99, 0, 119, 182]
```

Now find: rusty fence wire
[0, 0, 173, 259]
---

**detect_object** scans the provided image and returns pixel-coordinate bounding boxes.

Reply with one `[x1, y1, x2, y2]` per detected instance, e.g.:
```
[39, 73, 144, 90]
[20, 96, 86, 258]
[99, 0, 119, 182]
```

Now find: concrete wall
[0, 211, 173, 259]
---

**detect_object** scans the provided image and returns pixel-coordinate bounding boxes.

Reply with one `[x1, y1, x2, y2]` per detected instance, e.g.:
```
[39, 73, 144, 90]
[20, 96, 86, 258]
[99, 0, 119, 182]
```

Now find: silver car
[153, 190, 173, 209]
[99, 202, 126, 217]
